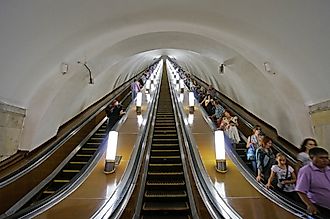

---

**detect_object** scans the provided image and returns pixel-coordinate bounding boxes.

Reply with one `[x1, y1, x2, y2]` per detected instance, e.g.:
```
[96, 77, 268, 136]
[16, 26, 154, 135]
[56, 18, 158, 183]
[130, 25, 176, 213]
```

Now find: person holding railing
[256, 136, 276, 183]
[266, 153, 299, 202]
[295, 147, 330, 218]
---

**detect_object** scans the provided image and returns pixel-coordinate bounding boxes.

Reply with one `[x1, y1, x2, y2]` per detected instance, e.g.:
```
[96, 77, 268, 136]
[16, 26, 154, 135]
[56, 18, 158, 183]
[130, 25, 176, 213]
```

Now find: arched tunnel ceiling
[0, 0, 329, 149]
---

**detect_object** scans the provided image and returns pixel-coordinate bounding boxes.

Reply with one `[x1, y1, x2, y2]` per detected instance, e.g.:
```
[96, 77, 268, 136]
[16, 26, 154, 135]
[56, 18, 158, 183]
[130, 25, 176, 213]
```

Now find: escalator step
[147, 171, 183, 176]
[150, 156, 180, 159]
[53, 179, 70, 183]
[151, 149, 179, 153]
[149, 163, 182, 167]
[153, 134, 177, 137]
[76, 154, 93, 157]
[152, 143, 178, 146]
[145, 190, 187, 198]
[81, 148, 97, 151]
[146, 179, 185, 186]
[69, 161, 88, 164]
[43, 190, 55, 194]
[142, 201, 189, 211]
[62, 170, 80, 173]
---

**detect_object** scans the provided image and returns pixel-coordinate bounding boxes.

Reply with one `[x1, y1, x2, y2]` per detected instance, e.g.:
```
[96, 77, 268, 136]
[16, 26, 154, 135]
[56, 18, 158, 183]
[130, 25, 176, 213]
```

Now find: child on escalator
[266, 153, 299, 202]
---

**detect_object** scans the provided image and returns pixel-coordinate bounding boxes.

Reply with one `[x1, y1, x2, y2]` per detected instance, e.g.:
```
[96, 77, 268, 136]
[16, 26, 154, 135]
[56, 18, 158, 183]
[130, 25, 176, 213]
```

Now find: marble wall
[0, 101, 25, 161]
[310, 100, 330, 152]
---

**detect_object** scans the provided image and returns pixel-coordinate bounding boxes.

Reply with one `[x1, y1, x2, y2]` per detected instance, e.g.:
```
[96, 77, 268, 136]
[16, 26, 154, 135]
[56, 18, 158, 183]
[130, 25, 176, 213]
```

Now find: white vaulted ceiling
[0, 0, 329, 150]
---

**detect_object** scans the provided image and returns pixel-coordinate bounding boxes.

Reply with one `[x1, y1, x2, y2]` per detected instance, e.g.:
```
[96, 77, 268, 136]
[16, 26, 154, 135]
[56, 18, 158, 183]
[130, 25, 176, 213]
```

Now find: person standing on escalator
[105, 100, 125, 133]
[295, 147, 330, 218]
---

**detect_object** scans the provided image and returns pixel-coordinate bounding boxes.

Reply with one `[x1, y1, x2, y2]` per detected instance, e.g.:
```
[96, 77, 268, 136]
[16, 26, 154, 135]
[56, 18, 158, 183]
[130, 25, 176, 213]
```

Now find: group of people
[168, 59, 330, 217]
[245, 126, 330, 218]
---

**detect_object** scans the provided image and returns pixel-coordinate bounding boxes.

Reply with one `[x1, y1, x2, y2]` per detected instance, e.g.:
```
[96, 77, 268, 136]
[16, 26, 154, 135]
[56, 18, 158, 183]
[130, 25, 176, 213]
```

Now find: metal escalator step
[81, 148, 97, 151]
[152, 143, 178, 146]
[62, 169, 80, 173]
[150, 156, 180, 159]
[146, 180, 185, 186]
[145, 190, 187, 198]
[148, 171, 183, 176]
[153, 138, 178, 141]
[69, 161, 88, 164]
[154, 126, 176, 129]
[90, 138, 103, 141]
[154, 130, 177, 133]
[142, 201, 189, 211]
[53, 179, 70, 183]
[76, 154, 93, 157]
[43, 190, 55, 194]
[87, 142, 99, 145]
[151, 149, 179, 153]
[149, 163, 182, 167]
[153, 134, 177, 137]
[142, 215, 191, 219]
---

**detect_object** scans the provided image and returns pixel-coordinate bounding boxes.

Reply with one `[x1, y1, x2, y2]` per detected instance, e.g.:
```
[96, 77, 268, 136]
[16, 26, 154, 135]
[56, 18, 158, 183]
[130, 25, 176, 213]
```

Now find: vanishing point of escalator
[140, 73, 191, 219]
[21, 122, 108, 208]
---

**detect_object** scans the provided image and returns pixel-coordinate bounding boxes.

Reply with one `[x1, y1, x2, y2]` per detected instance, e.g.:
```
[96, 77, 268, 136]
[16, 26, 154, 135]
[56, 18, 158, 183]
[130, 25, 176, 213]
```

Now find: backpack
[246, 144, 256, 160]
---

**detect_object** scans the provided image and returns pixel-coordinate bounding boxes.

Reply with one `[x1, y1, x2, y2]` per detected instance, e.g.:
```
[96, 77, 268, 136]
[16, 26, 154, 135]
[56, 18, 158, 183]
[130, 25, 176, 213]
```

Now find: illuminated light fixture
[214, 130, 227, 173]
[145, 80, 151, 94]
[264, 62, 272, 73]
[189, 92, 195, 113]
[179, 79, 185, 93]
[137, 115, 143, 127]
[61, 63, 68, 74]
[175, 84, 180, 92]
[188, 113, 194, 125]
[146, 93, 151, 103]
[136, 92, 142, 115]
[178, 93, 184, 103]
[104, 131, 118, 174]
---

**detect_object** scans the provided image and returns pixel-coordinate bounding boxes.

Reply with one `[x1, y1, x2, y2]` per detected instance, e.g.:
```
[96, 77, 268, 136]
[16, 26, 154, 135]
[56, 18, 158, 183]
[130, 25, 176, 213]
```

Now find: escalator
[138, 68, 193, 219]
[23, 122, 108, 206]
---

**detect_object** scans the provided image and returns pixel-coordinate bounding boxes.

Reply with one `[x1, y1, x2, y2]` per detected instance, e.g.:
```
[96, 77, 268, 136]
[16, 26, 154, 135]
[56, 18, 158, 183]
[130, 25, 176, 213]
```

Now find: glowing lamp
[214, 130, 227, 173]
[136, 92, 142, 114]
[179, 79, 185, 93]
[188, 92, 195, 113]
[145, 80, 151, 93]
[104, 131, 118, 174]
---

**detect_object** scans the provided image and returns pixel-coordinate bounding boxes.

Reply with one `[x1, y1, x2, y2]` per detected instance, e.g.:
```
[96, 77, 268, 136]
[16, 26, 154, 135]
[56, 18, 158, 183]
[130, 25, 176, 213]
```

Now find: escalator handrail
[0, 69, 147, 188]
[169, 84, 241, 218]
[91, 69, 163, 219]
[2, 117, 109, 219]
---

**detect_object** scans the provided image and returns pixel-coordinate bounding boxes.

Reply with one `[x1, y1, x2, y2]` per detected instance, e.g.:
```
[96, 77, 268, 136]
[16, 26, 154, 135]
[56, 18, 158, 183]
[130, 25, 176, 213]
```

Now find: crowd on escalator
[168, 59, 330, 219]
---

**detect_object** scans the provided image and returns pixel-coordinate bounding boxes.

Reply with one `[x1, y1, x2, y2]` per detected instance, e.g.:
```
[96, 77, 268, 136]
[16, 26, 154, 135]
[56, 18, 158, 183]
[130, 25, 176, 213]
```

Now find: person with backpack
[246, 125, 262, 173]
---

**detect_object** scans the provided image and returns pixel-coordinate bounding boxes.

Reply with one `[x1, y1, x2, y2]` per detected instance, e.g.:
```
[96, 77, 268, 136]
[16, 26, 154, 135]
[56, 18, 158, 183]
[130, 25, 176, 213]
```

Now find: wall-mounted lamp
[61, 63, 68, 74]
[264, 62, 272, 73]
[219, 64, 225, 74]
[104, 131, 118, 174]
[78, 61, 94, 84]
[189, 92, 195, 113]
[214, 130, 227, 173]
[136, 92, 142, 115]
